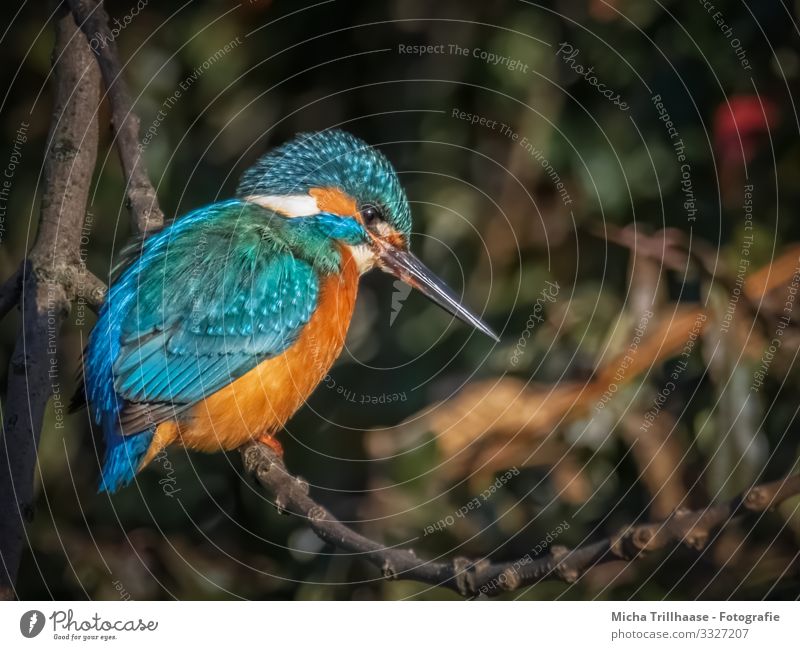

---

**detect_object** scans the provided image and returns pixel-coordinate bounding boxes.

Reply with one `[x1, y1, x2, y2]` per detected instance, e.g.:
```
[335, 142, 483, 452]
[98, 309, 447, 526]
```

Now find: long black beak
[377, 242, 499, 342]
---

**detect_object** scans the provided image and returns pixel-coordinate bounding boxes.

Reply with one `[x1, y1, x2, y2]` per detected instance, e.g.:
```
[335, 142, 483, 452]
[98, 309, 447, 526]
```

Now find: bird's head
[237, 130, 497, 341]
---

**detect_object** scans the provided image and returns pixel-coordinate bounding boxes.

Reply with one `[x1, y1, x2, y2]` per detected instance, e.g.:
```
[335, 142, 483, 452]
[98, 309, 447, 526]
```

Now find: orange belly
[146, 247, 359, 458]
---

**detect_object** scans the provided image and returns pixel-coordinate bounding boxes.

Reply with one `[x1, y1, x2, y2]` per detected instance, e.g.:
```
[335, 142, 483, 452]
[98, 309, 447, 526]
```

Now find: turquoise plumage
[238, 131, 412, 236]
[83, 199, 368, 492]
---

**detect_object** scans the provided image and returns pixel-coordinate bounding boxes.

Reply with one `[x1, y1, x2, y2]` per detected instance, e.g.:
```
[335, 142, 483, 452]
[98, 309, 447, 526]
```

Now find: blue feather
[83, 199, 364, 490]
[98, 430, 154, 493]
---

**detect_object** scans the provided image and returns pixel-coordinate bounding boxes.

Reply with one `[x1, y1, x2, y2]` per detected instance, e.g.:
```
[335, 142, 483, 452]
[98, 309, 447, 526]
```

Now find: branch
[67, 0, 163, 235]
[0, 261, 105, 326]
[241, 441, 800, 598]
[0, 6, 101, 599]
[36, 263, 107, 311]
[588, 223, 775, 333]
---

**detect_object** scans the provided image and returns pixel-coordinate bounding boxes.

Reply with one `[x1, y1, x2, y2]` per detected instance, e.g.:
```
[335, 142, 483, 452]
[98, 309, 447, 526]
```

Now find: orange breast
[172, 247, 359, 452]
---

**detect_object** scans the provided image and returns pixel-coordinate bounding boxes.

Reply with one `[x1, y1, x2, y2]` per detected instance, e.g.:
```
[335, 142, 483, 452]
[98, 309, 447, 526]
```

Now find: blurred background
[1, 0, 800, 599]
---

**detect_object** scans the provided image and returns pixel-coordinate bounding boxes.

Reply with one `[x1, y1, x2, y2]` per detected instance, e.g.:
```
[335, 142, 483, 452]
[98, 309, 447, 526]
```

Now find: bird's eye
[360, 204, 381, 226]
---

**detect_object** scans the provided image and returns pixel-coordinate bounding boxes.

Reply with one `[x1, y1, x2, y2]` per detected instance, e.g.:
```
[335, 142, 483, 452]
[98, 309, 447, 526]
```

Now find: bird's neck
[246, 192, 378, 275]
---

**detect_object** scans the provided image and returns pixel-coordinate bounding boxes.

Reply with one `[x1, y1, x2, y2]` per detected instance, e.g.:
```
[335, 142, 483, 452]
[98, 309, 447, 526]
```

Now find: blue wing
[84, 200, 320, 438]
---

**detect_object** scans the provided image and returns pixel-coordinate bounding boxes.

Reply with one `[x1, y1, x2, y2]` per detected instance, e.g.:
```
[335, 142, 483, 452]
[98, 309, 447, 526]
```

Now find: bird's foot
[255, 433, 283, 457]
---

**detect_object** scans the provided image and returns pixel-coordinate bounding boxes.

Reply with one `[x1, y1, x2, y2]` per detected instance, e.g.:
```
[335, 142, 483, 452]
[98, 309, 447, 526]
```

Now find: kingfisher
[75, 130, 497, 493]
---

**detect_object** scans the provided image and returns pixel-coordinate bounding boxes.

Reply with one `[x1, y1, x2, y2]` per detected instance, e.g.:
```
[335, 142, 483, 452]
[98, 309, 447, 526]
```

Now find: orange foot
[256, 433, 283, 456]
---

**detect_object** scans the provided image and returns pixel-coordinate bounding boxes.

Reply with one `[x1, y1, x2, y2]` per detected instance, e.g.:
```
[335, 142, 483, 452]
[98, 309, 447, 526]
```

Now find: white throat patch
[244, 194, 320, 217]
[348, 243, 378, 274]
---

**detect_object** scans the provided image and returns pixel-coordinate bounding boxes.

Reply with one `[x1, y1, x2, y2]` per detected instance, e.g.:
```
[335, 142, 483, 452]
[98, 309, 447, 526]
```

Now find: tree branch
[587, 223, 775, 334]
[0, 6, 101, 599]
[242, 441, 800, 598]
[37, 263, 107, 311]
[67, 0, 163, 235]
[0, 261, 105, 325]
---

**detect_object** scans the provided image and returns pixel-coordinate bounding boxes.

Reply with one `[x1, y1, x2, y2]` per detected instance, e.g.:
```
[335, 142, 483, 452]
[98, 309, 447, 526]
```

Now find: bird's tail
[99, 431, 154, 494]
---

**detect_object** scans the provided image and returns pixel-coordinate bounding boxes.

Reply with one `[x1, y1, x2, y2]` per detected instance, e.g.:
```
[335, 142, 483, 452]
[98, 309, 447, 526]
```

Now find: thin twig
[67, 0, 163, 235]
[241, 441, 800, 598]
[588, 223, 776, 334]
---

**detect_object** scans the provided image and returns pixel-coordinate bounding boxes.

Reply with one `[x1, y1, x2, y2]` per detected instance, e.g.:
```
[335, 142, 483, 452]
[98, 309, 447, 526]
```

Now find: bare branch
[587, 223, 778, 334]
[67, 0, 163, 235]
[34, 263, 107, 312]
[73, 270, 107, 311]
[0, 6, 101, 599]
[242, 441, 800, 598]
[0, 248, 106, 330]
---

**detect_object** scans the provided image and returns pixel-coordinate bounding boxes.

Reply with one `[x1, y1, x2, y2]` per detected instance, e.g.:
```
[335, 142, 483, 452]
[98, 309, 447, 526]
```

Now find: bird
[75, 130, 498, 493]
